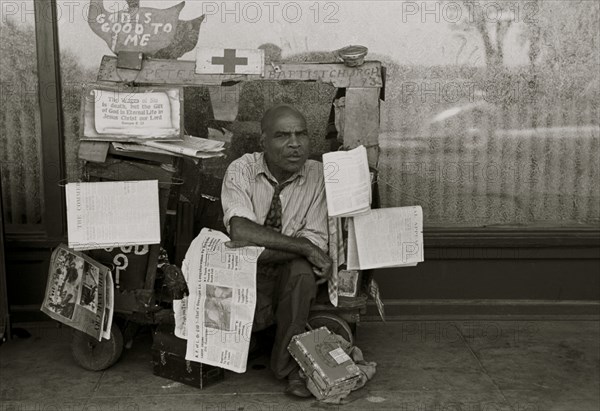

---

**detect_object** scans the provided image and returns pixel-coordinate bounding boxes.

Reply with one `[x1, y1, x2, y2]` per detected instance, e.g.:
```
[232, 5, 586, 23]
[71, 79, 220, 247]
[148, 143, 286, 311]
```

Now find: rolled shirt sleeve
[221, 159, 258, 233]
[294, 169, 329, 253]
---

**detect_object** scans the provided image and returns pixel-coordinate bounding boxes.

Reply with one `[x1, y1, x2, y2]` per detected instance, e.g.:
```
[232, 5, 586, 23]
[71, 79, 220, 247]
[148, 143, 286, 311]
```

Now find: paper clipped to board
[322, 145, 372, 217]
[65, 180, 161, 251]
[347, 206, 424, 270]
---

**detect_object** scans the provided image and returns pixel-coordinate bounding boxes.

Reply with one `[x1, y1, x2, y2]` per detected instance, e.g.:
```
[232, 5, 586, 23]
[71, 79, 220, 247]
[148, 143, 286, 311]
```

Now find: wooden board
[98, 56, 383, 88]
[0, 187, 8, 341]
[342, 87, 381, 167]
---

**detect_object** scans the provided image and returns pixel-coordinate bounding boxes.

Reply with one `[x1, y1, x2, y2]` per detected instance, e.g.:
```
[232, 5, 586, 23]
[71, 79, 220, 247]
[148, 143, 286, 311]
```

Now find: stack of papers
[142, 133, 226, 159]
[65, 180, 161, 251]
[322, 146, 371, 217]
[112, 133, 227, 160]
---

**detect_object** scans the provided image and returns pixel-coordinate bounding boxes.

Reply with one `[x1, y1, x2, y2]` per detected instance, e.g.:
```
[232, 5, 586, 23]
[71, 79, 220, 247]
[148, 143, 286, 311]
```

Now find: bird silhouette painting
[87, 0, 205, 59]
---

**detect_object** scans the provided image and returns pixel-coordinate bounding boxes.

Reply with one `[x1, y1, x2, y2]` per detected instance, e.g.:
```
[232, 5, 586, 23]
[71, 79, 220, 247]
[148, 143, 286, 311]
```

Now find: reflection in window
[52, 0, 599, 229]
[0, 9, 44, 225]
[378, 1, 599, 227]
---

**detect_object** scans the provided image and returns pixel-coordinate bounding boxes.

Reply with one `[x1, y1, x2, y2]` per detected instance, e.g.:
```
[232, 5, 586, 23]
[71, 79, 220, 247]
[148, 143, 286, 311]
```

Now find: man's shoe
[285, 370, 312, 398]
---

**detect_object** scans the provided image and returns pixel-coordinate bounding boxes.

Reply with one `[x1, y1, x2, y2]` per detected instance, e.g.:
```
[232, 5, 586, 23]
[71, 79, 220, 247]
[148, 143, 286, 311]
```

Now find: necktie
[264, 180, 292, 232]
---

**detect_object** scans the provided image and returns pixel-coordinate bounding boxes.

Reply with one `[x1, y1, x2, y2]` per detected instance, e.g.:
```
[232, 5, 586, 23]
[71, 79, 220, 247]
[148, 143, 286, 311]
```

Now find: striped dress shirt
[221, 152, 328, 252]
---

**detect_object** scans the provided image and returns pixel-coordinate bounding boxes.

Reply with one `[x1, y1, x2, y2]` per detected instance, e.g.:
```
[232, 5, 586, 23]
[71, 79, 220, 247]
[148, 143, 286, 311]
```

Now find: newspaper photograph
[41, 244, 113, 341]
[173, 228, 264, 373]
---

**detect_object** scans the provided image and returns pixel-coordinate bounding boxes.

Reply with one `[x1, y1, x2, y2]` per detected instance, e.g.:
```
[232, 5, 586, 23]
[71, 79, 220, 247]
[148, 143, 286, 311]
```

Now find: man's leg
[254, 264, 280, 332]
[271, 258, 317, 379]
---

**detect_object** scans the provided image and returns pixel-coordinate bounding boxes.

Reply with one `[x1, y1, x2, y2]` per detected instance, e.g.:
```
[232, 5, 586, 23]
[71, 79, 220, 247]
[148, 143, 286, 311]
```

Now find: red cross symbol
[211, 49, 248, 73]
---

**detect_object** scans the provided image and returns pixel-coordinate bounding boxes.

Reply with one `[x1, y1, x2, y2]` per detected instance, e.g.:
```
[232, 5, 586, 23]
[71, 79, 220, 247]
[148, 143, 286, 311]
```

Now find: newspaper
[322, 145, 372, 217]
[41, 245, 114, 341]
[141, 135, 225, 159]
[65, 180, 161, 251]
[173, 229, 264, 373]
[111, 142, 184, 157]
[347, 206, 424, 270]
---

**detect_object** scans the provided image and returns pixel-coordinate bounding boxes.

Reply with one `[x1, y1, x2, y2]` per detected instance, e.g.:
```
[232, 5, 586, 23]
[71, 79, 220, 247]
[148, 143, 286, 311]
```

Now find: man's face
[262, 112, 310, 180]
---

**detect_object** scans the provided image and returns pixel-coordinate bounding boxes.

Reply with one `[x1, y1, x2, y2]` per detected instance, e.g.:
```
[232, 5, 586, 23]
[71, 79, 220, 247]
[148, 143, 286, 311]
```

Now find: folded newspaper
[322, 145, 372, 217]
[347, 206, 424, 270]
[41, 245, 114, 341]
[141, 134, 226, 159]
[173, 229, 264, 373]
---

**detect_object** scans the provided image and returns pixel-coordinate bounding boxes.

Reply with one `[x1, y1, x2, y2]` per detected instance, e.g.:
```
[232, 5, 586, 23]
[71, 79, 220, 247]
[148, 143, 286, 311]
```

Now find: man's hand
[224, 240, 257, 249]
[303, 243, 333, 280]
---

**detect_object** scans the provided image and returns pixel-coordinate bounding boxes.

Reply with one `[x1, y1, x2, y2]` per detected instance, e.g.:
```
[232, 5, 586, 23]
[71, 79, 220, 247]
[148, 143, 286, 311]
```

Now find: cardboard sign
[81, 84, 183, 142]
[87, 1, 184, 54]
[196, 48, 264, 75]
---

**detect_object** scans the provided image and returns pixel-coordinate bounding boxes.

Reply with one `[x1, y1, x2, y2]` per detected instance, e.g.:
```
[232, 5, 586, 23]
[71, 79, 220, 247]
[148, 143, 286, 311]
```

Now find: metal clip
[270, 62, 281, 73]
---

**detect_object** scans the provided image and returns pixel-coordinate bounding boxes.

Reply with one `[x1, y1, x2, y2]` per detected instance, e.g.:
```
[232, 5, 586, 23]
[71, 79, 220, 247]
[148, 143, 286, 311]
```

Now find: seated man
[221, 104, 332, 397]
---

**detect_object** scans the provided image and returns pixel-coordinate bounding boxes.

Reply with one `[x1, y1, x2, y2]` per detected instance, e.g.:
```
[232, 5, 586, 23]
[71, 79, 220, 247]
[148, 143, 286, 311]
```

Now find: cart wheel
[71, 324, 123, 371]
[308, 313, 354, 345]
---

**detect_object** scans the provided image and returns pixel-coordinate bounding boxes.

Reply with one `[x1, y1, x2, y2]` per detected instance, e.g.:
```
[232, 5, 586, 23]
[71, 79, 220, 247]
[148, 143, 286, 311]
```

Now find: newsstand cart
[70, 151, 185, 371]
[69, 48, 383, 371]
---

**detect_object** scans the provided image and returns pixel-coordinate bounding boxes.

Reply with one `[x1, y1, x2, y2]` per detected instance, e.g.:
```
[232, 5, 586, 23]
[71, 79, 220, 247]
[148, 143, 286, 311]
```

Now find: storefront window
[55, 0, 599, 228]
[378, 1, 599, 227]
[0, 0, 44, 226]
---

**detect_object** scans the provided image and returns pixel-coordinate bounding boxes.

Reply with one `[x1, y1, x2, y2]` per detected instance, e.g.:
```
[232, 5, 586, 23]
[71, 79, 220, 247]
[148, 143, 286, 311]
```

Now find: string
[58, 177, 185, 187]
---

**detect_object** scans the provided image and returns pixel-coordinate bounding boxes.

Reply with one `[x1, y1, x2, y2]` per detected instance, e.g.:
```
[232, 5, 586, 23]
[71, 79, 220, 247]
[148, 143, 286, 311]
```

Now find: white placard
[83, 87, 182, 141]
[95, 91, 173, 132]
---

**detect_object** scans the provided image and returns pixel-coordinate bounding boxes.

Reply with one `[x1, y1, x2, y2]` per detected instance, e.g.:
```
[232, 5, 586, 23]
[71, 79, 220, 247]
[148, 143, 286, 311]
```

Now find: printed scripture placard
[81, 84, 183, 142]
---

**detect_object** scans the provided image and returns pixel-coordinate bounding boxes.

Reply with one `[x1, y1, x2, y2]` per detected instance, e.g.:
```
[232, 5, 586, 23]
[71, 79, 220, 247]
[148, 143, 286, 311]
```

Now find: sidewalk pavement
[1, 319, 598, 410]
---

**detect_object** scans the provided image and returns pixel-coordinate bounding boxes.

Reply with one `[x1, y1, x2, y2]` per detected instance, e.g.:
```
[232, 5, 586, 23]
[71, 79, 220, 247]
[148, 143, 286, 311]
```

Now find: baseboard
[363, 299, 600, 321]
[12, 300, 600, 325]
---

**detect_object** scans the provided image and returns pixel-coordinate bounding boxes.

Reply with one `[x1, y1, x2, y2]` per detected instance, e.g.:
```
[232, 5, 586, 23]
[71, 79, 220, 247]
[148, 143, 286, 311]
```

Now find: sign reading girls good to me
[82, 85, 183, 142]
[87, 1, 185, 54]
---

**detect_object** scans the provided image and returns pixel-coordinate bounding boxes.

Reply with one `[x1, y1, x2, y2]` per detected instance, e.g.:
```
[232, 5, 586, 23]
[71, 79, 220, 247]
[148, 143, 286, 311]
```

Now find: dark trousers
[254, 258, 317, 379]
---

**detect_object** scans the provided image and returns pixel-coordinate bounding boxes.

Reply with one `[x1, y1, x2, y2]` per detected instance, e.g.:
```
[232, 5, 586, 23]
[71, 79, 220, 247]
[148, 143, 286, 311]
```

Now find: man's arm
[229, 216, 332, 276]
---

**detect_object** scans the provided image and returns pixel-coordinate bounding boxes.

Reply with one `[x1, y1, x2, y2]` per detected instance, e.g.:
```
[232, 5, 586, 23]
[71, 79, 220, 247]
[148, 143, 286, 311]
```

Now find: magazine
[41, 245, 114, 341]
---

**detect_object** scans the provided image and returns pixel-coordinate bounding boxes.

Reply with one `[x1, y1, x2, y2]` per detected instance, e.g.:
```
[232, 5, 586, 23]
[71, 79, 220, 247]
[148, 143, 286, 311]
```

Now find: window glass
[0, 0, 44, 226]
[55, 0, 599, 227]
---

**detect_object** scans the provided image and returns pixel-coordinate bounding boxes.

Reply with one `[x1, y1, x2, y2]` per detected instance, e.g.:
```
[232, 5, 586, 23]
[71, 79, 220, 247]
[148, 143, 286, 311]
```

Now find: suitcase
[287, 327, 361, 400]
[151, 324, 225, 389]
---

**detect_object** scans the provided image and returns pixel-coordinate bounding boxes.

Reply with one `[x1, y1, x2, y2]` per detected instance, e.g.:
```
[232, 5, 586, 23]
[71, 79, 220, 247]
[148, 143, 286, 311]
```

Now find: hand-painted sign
[87, 0, 204, 58]
[196, 48, 265, 75]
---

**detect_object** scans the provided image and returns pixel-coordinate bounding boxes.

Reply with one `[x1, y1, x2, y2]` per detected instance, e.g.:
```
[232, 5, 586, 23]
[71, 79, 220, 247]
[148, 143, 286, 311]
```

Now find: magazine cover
[41, 244, 112, 341]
